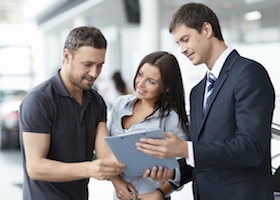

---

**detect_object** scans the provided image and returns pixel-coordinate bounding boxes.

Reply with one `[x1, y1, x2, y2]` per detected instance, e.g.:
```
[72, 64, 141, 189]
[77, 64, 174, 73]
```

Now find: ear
[63, 48, 71, 64]
[202, 22, 213, 38]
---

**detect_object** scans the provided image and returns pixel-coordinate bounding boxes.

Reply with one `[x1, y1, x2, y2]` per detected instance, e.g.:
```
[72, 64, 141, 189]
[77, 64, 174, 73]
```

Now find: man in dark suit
[136, 3, 275, 200]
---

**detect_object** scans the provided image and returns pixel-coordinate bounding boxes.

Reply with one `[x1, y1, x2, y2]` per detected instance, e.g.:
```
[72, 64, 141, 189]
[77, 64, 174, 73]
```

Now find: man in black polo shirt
[19, 26, 125, 200]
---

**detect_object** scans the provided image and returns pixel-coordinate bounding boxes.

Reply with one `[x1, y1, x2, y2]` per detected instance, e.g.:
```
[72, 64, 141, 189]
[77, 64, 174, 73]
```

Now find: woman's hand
[111, 176, 138, 200]
[142, 166, 174, 182]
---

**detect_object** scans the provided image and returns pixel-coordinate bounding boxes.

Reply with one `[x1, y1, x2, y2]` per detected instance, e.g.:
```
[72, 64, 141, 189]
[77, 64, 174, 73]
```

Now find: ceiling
[1, 0, 280, 29]
[0, 0, 22, 23]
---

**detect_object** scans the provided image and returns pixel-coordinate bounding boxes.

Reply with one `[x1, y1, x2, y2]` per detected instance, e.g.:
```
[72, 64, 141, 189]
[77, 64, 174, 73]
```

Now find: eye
[148, 79, 157, 85]
[83, 62, 92, 67]
[181, 37, 189, 43]
[137, 71, 143, 77]
[97, 64, 103, 68]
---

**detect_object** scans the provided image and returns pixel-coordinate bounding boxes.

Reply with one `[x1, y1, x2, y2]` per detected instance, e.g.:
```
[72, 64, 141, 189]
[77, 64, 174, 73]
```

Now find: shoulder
[165, 109, 180, 120]
[113, 94, 136, 108]
[230, 55, 272, 86]
[23, 78, 54, 103]
[163, 109, 188, 139]
[161, 109, 181, 127]
[230, 50, 265, 72]
[21, 88, 55, 119]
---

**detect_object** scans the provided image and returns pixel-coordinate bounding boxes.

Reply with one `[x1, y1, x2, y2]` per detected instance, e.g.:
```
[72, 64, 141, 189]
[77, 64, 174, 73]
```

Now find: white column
[73, 16, 88, 27]
[139, 0, 161, 55]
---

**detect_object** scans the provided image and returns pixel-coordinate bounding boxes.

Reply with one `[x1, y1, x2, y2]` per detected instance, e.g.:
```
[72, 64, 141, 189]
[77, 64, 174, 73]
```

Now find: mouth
[137, 88, 146, 95]
[186, 52, 194, 60]
[84, 76, 95, 85]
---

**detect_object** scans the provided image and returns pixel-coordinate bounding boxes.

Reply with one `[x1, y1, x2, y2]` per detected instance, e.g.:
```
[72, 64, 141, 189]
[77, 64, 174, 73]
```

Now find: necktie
[204, 72, 216, 112]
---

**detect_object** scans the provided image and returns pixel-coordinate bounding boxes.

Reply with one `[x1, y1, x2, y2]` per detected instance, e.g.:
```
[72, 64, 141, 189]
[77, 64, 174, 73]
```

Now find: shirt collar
[125, 94, 161, 119]
[52, 69, 92, 100]
[209, 46, 234, 78]
[52, 70, 70, 97]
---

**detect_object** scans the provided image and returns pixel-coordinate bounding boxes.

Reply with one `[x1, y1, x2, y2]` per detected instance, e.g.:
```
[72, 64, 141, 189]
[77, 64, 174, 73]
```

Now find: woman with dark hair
[107, 51, 188, 200]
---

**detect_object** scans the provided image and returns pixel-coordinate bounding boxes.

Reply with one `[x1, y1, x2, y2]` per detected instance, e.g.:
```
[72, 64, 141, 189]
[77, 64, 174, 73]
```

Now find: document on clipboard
[105, 128, 179, 176]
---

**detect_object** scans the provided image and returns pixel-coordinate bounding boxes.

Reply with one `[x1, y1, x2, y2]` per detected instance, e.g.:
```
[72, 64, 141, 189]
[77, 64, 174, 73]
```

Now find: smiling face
[63, 46, 106, 91]
[135, 63, 162, 103]
[172, 23, 211, 66]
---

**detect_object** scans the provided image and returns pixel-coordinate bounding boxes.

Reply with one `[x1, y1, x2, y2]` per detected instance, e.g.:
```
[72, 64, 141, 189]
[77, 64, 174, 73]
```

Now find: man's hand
[135, 132, 189, 159]
[89, 158, 125, 180]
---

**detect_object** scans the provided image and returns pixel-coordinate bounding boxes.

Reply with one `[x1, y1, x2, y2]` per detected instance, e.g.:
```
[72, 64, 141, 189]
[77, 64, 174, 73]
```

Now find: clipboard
[105, 128, 179, 176]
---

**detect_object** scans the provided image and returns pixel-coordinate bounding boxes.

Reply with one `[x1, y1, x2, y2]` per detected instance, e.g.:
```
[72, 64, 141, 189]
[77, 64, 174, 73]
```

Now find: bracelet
[171, 168, 176, 180]
[156, 188, 165, 199]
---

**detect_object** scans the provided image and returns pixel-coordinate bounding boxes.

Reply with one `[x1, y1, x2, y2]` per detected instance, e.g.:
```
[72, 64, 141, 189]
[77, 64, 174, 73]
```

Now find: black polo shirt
[19, 71, 107, 200]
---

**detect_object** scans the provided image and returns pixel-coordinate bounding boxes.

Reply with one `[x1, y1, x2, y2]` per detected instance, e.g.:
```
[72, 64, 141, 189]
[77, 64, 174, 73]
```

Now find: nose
[180, 44, 188, 54]
[137, 78, 145, 88]
[89, 66, 101, 79]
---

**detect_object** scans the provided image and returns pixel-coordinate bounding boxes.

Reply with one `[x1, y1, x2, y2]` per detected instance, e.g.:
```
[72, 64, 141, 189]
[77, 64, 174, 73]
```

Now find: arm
[95, 122, 138, 199]
[23, 125, 124, 182]
[142, 158, 193, 188]
[110, 176, 138, 200]
[94, 122, 117, 160]
[137, 181, 174, 200]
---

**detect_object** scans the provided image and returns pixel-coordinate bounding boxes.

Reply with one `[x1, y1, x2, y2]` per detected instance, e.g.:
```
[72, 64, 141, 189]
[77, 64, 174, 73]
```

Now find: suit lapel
[195, 50, 240, 140]
[196, 76, 207, 127]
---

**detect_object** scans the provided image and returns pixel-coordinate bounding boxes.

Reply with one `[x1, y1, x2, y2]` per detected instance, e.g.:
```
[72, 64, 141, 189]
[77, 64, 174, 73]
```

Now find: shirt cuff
[169, 167, 181, 188]
[186, 141, 195, 167]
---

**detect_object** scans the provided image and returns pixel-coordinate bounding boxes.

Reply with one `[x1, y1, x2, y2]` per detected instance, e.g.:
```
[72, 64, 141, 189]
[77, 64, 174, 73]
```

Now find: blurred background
[0, 0, 279, 199]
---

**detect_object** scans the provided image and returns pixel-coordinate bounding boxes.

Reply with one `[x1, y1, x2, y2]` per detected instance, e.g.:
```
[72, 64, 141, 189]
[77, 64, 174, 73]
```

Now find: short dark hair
[63, 26, 107, 54]
[169, 3, 224, 41]
[133, 51, 188, 132]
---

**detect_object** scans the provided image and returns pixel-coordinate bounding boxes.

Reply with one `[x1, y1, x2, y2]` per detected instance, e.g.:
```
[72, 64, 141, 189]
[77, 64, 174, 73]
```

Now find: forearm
[157, 181, 174, 198]
[27, 158, 92, 182]
[110, 175, 122, 185]
[95, 122, 115, 160]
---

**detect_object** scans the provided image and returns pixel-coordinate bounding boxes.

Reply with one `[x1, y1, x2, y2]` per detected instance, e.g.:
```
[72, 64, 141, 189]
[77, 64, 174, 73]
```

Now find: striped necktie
[204, 72, 216, 111]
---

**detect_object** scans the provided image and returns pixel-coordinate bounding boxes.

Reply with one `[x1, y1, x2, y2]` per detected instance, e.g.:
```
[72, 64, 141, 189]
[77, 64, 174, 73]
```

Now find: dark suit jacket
[180, 50, 275, 200]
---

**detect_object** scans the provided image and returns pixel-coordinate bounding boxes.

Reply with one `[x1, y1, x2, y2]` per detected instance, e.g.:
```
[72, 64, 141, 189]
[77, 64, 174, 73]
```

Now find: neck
[60, 68, 83, 105]
[207, 41, 228, 70]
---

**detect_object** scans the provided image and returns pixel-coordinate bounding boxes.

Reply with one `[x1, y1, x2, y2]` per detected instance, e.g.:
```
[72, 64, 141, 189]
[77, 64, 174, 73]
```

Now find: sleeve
[164, 111, 192, 189]
[169, 158, 193, 189]
[163, 111, 188, 141]
[20, 91, 53, 134]
[107, 95, 125, 134]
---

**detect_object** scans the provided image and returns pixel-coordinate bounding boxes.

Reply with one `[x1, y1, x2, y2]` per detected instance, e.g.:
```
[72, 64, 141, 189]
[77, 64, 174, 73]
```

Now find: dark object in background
[274, 165, 280, 192]
[0, 90, 27, 149]
[123, 0, 140, 24]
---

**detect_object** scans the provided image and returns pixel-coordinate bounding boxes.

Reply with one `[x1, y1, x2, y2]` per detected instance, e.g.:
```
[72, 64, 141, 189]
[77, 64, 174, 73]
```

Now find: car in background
[0, 89, 27, 149]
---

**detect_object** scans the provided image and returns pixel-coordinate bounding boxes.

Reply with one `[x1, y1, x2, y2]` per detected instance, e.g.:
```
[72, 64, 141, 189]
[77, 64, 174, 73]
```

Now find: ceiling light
[244, 0, 264, 4]
[244, 11, 262, 21]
